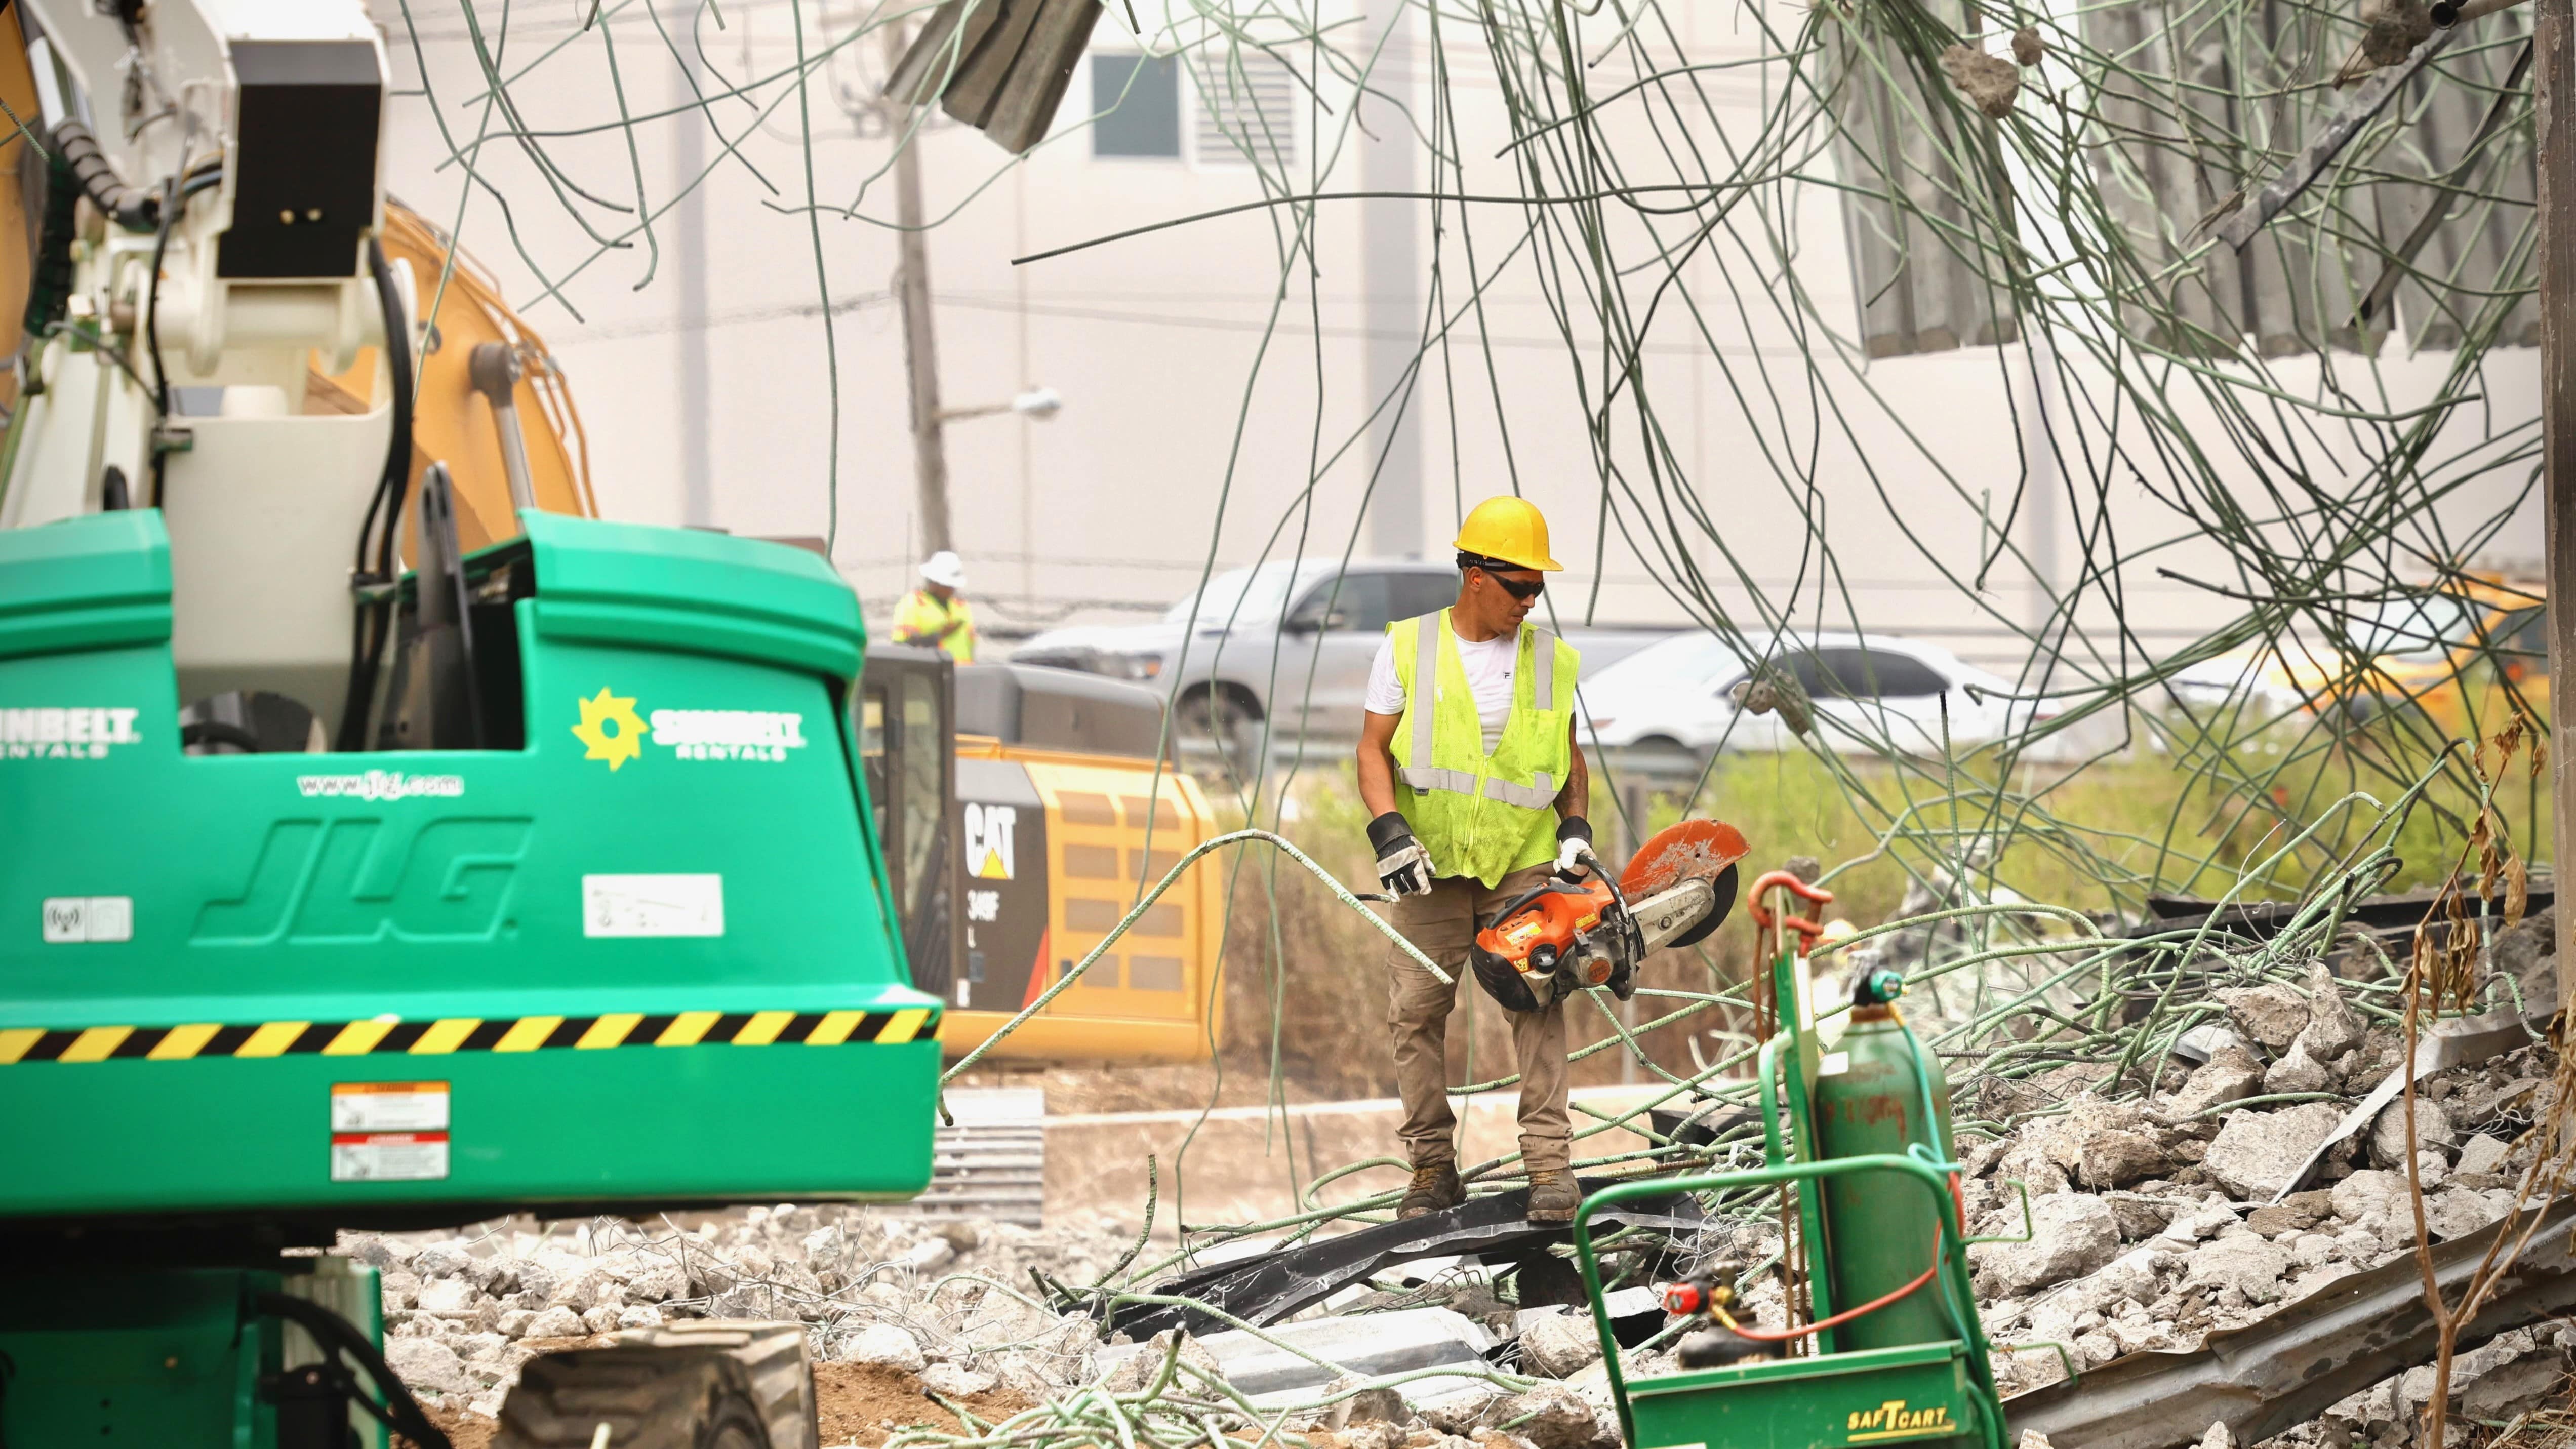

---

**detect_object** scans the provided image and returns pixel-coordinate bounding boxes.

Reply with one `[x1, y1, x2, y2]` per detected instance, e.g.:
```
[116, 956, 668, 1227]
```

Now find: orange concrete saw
[1467, 821, 1749, 1012]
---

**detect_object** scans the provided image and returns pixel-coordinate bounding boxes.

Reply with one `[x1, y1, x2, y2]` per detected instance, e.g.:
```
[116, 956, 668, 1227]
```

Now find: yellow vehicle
[861, 648, 1222, 1064]
[2202, 575, 2548, 739]
[2353, 576, 2548, 737]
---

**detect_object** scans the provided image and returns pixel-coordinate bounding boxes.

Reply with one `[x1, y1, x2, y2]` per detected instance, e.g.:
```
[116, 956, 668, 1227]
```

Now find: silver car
[1012, 558, 1669, 767]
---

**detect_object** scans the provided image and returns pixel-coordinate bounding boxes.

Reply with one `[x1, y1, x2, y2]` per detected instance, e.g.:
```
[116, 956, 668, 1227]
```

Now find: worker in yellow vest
[1356, 496, 1590, 1223]
[891, 550, 978, 663]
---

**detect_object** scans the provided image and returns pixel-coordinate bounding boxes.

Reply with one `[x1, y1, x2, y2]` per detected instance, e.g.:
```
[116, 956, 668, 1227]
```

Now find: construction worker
[891, 550, 978, 663]
[1356, 496, 1590, 1223]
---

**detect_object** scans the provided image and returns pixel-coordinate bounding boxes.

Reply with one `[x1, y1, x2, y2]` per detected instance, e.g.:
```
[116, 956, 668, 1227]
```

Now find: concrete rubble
[1961, 962, 2569, 1441]
[344, 1205, 1134, 1421]
[360, 928, 2570, 1449]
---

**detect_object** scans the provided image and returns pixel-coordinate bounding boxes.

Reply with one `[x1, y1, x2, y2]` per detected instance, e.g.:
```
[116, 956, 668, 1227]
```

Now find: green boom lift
[0, 3, 939, 1444]
[1571, 870, 2042, 1449]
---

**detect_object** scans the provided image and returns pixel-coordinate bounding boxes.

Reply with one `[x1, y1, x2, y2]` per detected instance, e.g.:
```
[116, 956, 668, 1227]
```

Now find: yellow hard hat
[1453, 496, 1562, 572]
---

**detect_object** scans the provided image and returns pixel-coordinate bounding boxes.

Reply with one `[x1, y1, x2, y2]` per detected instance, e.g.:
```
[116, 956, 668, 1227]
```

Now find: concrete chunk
[1971, 1193, 2118, 1297]
[414, 1277, 484, 1319]
[2456, 1133, 2511, 1177]
[2204, 1103, 2344, 1199]
[843, 1322, 928, 1373]
[2216, 984, 2310, 1051]
[2424, 1186, 2508, 1242]
[385, 1337, 475, 1399]
[2370, 1098, 2456, 1168]
[1329, 1377, 1411, 1427]
[2262, 1039, 2330, 1096]
[2167, 1047, 2266, 1117]
[1518, 1310, 1603, 1379]
[1495, 1386, 1600, 1449]
[519, 1305, 584, 1340]
[2296, 963, 2366, 1060]
[2180, 1234, 2295, 1303]
[921, 1362, 1000, 1398]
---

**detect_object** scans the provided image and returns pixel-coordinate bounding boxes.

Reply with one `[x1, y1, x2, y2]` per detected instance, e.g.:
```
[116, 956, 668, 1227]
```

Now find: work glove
[1555, 815, 1595, 879]
[1367, 812, 1434, 898]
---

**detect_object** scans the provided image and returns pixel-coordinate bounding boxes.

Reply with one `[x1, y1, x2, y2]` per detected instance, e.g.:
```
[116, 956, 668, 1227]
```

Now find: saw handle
[1747, 870, 1834, 956]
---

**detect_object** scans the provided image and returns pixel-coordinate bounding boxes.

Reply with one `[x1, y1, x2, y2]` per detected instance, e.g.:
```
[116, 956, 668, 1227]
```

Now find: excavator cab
[861, 647, 1226, 1064]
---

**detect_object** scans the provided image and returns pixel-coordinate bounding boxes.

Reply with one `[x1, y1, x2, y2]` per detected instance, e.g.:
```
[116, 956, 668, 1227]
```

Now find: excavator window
[861, 688, 891, 853]
[899, 670, 946, 925]
[862, 648, 959, 995]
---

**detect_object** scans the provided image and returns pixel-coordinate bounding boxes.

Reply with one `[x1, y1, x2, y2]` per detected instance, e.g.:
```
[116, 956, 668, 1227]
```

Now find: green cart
[1568, 871, 2037, 1449]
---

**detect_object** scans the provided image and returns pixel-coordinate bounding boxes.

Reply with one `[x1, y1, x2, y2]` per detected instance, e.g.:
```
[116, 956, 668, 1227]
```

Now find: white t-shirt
[1365, 626, 1516, 756]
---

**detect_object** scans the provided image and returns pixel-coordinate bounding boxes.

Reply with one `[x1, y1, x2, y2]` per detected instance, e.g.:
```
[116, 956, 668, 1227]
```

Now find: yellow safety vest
[1388, 609, 1580, 887]
[891, 589, 977, 663]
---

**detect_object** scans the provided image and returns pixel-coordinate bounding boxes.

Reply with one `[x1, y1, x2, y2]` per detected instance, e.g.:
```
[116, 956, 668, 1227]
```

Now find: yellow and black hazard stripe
[0, 1008, 937, 1065]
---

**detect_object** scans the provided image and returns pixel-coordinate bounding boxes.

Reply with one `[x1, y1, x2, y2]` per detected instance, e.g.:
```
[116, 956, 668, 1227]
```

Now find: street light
[938, 387, 1063, 424]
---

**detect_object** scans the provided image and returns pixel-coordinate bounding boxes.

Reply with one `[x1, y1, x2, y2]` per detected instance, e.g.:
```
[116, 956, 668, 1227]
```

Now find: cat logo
[964, 803, 1017, 880]
[1845, 1400, 1955, 1441]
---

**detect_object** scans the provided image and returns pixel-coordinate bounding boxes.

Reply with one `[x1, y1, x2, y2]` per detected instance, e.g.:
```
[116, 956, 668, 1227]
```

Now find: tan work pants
[1384, 863, 1570, 1175]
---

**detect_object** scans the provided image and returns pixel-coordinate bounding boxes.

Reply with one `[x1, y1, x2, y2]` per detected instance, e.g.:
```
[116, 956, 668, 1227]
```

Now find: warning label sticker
[330, 1080, 450, 1132]
[330, 1131, 450, 1182]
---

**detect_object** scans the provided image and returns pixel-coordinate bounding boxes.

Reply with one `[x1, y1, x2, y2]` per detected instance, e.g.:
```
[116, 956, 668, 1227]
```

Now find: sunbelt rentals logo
[573, 688, 808, 771]
[572, 688, 650, 771]
[3, 707, 142, 759]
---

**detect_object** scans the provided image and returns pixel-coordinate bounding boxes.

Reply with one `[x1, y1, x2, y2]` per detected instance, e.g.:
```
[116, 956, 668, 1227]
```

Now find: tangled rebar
[381, 0, 2558, 1431]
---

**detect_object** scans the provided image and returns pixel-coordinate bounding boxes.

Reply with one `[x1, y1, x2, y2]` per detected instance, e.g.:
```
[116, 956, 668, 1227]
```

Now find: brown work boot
[1399, 1162, 1465, 1218]
[1525, 1168, 1579, 1223]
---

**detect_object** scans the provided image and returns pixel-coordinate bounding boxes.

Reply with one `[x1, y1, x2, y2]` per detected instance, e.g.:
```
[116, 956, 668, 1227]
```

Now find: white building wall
[377, 0, 2545, 672]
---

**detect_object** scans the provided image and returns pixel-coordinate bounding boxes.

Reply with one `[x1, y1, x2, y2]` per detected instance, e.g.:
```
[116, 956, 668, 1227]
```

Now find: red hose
[1718, 1261, 1938, 1343]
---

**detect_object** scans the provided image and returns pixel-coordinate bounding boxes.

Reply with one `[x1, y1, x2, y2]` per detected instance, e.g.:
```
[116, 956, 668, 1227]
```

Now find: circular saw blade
[1621, 820, 1750, 895]
[1621, 820, 1749, 950]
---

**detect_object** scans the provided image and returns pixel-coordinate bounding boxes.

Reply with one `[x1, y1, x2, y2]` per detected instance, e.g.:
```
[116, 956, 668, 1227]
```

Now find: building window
[1091, 54, 1181, 157]
[1194, 56, 1297, 171]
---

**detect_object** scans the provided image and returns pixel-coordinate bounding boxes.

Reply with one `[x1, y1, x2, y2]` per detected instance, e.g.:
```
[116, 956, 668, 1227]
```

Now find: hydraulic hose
[21, 147, 76, 338]
[250, 1292, 452, 1449]
[48, 119, 159, 232]
[335, 238, 417, 750]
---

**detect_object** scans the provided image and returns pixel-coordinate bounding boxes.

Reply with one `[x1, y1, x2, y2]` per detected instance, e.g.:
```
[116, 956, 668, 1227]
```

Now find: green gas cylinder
[1811, 968, 1958, 1352]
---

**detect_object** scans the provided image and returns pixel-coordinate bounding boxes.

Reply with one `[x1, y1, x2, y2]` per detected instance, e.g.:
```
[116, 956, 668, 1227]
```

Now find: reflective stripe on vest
[1402, 615, 1480, 794]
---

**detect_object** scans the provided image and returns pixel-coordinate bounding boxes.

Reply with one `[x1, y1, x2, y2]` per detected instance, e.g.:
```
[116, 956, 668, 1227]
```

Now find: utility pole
[1361, 0, 1422, 559]
[2538, 0, 2574, 1014]
[675, 41, 713, 529]
[886, 24, 954, 555]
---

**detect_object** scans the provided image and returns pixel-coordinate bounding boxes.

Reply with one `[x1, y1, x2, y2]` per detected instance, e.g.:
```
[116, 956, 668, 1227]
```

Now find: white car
[1579, 631, 2062, 761]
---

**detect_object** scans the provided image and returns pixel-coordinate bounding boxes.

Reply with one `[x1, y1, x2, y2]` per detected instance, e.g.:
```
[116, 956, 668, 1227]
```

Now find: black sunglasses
[1475, 568, 1546, 600]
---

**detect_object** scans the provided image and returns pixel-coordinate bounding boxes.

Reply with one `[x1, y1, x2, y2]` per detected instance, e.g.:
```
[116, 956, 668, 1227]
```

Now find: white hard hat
[920, 550, 967, 589]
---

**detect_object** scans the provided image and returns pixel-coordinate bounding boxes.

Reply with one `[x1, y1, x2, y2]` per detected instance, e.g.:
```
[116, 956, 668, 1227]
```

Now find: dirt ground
[414, 1405, 495, 1449]
[812, 1363, 1035, 1446]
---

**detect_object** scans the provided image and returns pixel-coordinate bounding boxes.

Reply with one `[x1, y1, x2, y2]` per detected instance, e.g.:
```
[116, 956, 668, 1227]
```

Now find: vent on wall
[1194, 56, 1297, 171]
